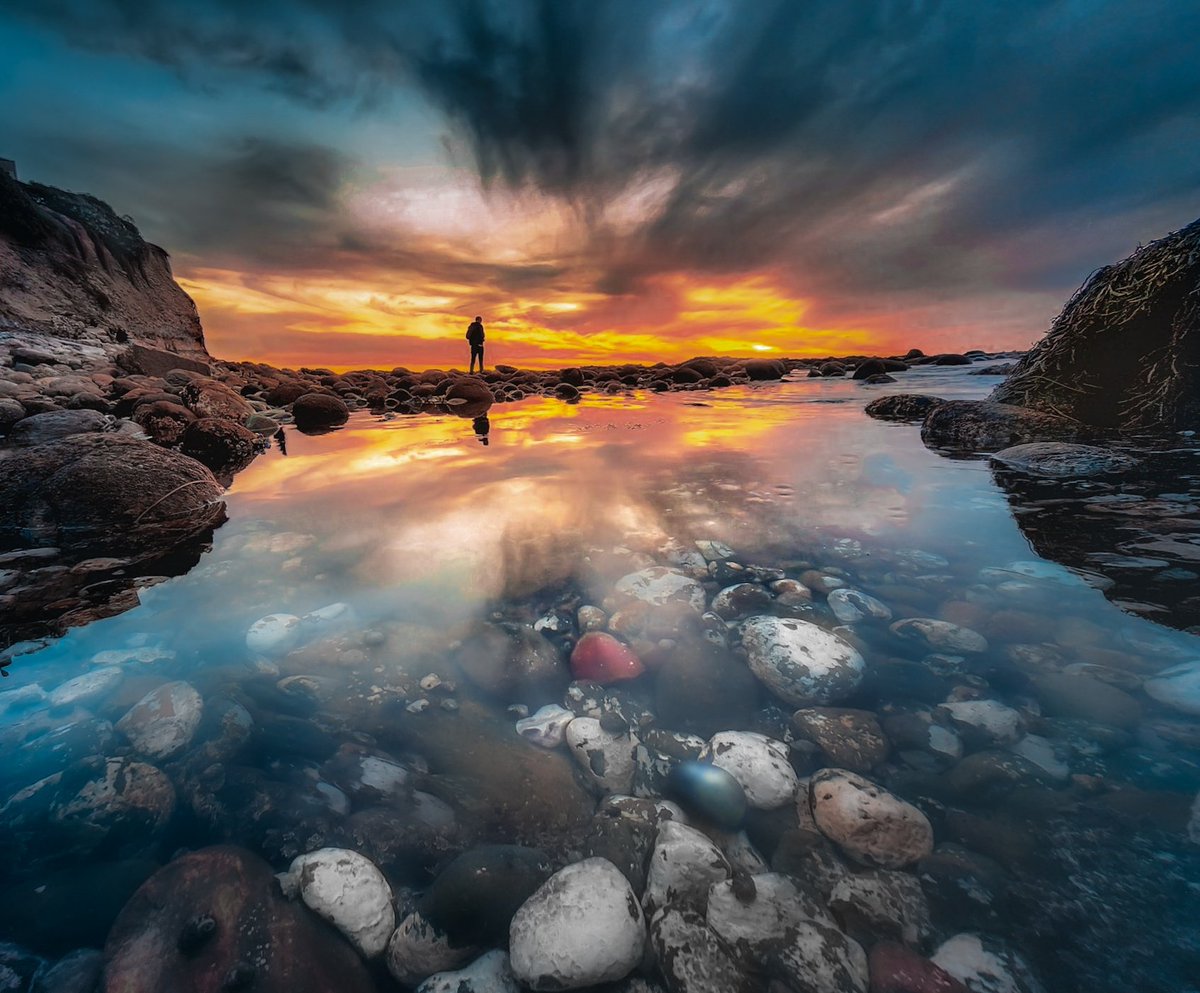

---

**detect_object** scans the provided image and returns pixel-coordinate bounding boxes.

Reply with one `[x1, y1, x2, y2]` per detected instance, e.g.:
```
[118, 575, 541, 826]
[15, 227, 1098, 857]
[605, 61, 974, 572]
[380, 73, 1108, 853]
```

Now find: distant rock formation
[992, 217, 1200, 432]
[0, 169, 207, 363]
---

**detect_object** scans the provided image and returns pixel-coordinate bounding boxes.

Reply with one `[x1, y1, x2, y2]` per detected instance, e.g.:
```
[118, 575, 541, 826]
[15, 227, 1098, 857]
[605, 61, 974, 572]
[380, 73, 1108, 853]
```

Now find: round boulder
[9, 409, 112, 446]
[180, 417, 258, 469]
[699, 731, 798, 810]
[292, 393, 349, 432]
[740, 615, 865, 706]
[277, 847, 395, 957]
[809, 769, 934, 868]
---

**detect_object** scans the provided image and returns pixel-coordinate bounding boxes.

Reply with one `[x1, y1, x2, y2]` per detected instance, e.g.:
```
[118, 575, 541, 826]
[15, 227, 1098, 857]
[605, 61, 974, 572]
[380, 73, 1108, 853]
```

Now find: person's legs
[477, 344, 484, 372]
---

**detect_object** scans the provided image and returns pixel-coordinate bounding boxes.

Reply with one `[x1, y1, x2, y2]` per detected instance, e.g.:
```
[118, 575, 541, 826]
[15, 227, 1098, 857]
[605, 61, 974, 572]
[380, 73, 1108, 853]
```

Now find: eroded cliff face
[0, 171, 208, 362]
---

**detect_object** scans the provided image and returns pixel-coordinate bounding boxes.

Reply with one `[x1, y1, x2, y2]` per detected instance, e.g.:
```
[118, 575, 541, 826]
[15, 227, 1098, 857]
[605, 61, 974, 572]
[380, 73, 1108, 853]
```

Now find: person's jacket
[466, 321, 485, 345]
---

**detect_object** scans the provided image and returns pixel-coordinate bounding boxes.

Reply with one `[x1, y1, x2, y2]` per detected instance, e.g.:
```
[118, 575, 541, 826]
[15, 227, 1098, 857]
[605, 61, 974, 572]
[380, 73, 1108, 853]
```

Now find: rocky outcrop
[992, 216, 1200, 432]
[0, 170, 206, 361]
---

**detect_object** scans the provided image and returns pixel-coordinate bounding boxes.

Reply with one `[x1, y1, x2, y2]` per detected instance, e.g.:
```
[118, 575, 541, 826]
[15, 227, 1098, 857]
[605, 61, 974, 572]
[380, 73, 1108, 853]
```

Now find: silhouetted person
[472, 414, 490, 446]
[466, 315, 485, 373]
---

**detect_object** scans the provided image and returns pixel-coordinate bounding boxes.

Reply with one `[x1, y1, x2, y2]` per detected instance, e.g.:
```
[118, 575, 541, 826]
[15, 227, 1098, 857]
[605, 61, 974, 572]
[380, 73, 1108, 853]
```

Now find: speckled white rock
[48, 666, 123, 708]
[699, 732, 798, 810]
[695, 539, 735, 561]
[1009, 734, 1069, 781]
[387, 911, 477, 986]
[809, 769, 934, 868]
[651, 907, 745, 993]
[246, 612, 303, 656]
[828, 868, 933, 945]
[740, 616, 865, 706]
[115, 681, 203, 760]
[516, 704, 575, 747]
[577, 605, 607, 631]
[775, 921, 869, 993]
[303, 601, 354, 627]
[565, 717, 638, 793]
[932, 933, 1046, 993]
[891, 618, 988, 654]
[634, 731, 707, 797]
[1144, 661, 1200, 716]
[278, 847, 395, 958]
[416, 950, 520, 993]
[939, 700, 1025, 746]
[827, 589, 893, 624]
[613, 567, 706, 612]
[706, 873, 833, 954]
[644, 820, 731, 915]
[509, 857, 646, 990]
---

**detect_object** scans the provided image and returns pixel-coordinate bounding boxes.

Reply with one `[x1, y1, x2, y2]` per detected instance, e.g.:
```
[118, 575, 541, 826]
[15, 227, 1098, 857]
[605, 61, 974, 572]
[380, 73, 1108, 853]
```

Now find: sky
[2, 0, 1198, 370]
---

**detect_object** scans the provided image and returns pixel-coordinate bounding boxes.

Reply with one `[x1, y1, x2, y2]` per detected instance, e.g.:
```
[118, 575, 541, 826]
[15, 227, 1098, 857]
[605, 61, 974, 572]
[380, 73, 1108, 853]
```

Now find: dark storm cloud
[8, 0, 1200, 311]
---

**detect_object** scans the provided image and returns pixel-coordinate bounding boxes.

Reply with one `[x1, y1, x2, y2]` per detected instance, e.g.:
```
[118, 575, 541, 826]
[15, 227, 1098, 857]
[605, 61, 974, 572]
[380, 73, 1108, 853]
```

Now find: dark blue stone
[665, 760, 747, 829]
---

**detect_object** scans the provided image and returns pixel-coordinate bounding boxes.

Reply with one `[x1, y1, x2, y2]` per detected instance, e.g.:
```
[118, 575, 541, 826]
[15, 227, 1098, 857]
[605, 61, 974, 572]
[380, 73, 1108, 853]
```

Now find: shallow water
[2, 365, 1199, 992]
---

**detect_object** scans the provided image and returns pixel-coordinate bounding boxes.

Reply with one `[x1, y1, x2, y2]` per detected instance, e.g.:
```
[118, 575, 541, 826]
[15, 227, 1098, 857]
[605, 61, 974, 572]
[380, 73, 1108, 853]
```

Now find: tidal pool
[2, 365, 1198, 993]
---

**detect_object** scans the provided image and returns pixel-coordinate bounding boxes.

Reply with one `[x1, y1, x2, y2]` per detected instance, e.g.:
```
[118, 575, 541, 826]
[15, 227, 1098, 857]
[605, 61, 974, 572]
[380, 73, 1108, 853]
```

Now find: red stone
[569, 632, 645, 684]
[869, 942, 969, 993]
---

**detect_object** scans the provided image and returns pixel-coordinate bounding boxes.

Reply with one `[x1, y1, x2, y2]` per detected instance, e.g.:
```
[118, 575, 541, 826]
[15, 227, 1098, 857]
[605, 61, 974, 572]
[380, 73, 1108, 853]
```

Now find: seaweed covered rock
[992, 217, 1200, 432]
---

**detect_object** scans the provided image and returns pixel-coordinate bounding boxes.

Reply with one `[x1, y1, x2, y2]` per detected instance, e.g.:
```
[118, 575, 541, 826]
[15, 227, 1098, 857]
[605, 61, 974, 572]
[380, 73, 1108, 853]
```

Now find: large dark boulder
[180, 417, 259, 470]
[180, 379, 253, 422]
[9, 408, 112, 446]
[292, 392, 349, 432]
[132, 400, 195, 446]
[743, 358, 786, 380]
[992, 217, 1200, 431]
[865, 394, 945, 422]
[920, 400, 1090, 452]
[264, 380, 312, 406]
[0, 433, 224, 551]
[103, 846, 375, 993]
[118, 344, 210, 379]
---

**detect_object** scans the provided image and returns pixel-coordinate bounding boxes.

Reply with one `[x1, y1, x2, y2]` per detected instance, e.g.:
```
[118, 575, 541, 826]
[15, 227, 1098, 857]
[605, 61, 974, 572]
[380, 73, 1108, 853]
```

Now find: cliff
[0, 170, 208, 362]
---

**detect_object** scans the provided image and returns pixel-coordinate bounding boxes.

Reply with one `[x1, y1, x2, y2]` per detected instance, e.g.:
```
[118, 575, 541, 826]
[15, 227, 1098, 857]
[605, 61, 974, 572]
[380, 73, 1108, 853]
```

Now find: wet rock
[277, 847, 395, 957]
[31, 947, 104, 993]
[828, 869, 932, 946]
[711, 582, 772, 619]
[699, 732, 798, 810]
[809, 769, 934, 868]
[990, 442, 1138, 477]
[868, 943, 969, 993]
[917, 847, 1008, 931]
[769, 918, 869, 993]
[664, 761, 747, 829]
[386, 911, 477, 987]
[740, 616, 865, 707]
[891, 618, 988, 654]
[584, 797, 663, 894]
[921, 400, 1088, 452]
[10, 408, 112, 446]
[48, 666, 123, 709]
[866, 394, 946, 422]
[419, 845, 553, 947]
[613, 567, 707, 613]
[706, 872, 832, 957]
[509, 857, 646, 990]
[634, 730, 707, 797]
[643, 819, 731, 915]
[181, 379, 254, 421]
[566, 717, 638, 793]
[453, 622, 567, 702]
[52, 756, 175, 846]
[938, 700, 1024, 747]
[320, 744, 410, 805]
[570, 632, 645, 684]
[180, 417, 258, 470]
[516, 704, 576, 747]
[743, 358, 786, 380]
[653, 642, 759, 738]
[1144, 661, 1200, 715]
[246, 612, 304, 657]
[417, 950, 519, 993]
[1031, 672, 1142, 729]
[115, 680, 203, 760]
[792, 708, 889, 772]
[650, 907, 748, 993]
[931, 934, 1045, 993]
[828, 588, 893, 624]
[1008, 734, 1070, 781]
[104, 846, 375, 992]
[292, 393, 349, 431]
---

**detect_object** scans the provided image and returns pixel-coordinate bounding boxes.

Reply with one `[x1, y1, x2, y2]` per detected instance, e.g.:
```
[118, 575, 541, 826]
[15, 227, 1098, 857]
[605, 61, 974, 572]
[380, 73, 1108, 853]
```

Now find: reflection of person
[472, 414, 490, 446]
[466, 315, 485, 373]
[273, 427, 288, 456]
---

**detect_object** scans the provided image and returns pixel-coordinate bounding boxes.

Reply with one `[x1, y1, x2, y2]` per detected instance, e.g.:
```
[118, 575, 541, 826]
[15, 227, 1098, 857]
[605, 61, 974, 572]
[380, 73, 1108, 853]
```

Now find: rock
[1031, 672, 1142, 729]
[891, 618, 988, 654]
[866, 394, 945, 422]
[931, 934, 1045, 993]
[386, 911, 477, 987]
[791, 708, 889, 772]
[566, 717, 638, 793]
[634, 730, 707, 797]
[664, 761, 747, 829]
[320, 744, 410, 804]
[653, 642, 759, 738]
[10, 409, 111, 445]
[181, 379, 254, 421]
[53, 757, 175, 843]
[509, 858, 646, 990]
[868, 942, 969, 993]
[0, 434, 225, 551]
[938, 700, 1024, 747]
[583, 797, 662, 893]
[31, 947, 104, 993]
[990, 442, 1138, 477]
[277, 848, 395, 958]
[246, 612, 304, 657]
[444, 378, 494, 408]
[516, 704, 576, 747]
[650, 907, 747, 993]
[828, 869, 932, 946]
[453, 623, 566, 701]
[48, 666, 123, 708]
[809, 769, 934, 868]
[292, 393, 349, 431]
[743, 358, 786, 380]
[711, 583, 772, 619]
[116, 681, 203, 760]
[613, 567, 707, 613]
[1008, 734, 1070, 781]
[0, 396, 25, 433]
[570, 632, 645, 684]
[643, 820, 731, 915]
[770, 919, 869, 993]
[706, 873, 833, 956]
[418, 845, 553, 947]
[699, 732, 798, 810]
[828, 588, 893, 624]
[740, 616, 866, 706]
[180, 416, 258, 469]
[103, 846, 375, 992]
[131, 399, 195, 445]
[1144, 661, 1200, 715]
[920, 400, 1087, 452]
[120, 343, 210, 379]
[417, 950, 519, 993]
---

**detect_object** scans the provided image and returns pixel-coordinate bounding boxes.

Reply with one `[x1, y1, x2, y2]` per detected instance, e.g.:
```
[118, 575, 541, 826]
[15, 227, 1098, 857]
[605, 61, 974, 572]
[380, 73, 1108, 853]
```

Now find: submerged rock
[277, 847, 395, 958]
[417, 950, 519, 993]
[650, 906, 747, 993]
[1144, 661, 1200, 716]
[386, 911, 477, 987]
[516, 704, 575, 747]
[921, 400, 1088, 452]
[868, 942, 969, 993]
[891, 618, 988, 654]
[566, 717, 638, 793]
[115, 681, 203, 760]
[643, 819, 731, 915]
[570, 632, 645, 684]
[699, 731, 798, 810]
[612, 567, 707, 612]
[809, 769, 934, 868]
[990, 442, 1138, 478]
[740, 616, 865, 707]
[931, 933, 1045, 993]
[792, 708, 889, 772]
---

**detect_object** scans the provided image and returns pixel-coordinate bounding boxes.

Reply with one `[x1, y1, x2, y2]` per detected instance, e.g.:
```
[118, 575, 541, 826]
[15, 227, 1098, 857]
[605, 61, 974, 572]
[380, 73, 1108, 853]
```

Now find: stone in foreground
[809, 769, 934, 868]
[740, 616, 865, 706]
[277, 847, 395, 958]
